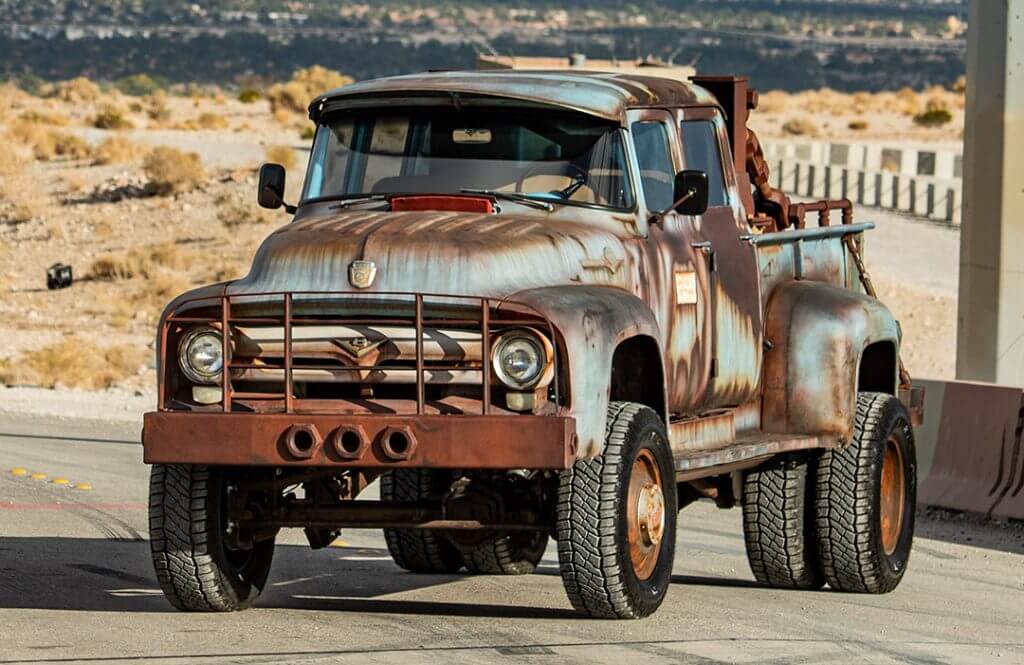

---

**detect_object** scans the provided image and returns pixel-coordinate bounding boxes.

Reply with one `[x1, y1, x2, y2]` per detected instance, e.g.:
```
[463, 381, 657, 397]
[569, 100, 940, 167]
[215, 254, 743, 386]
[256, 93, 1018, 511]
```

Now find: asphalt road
[1, 415, 1022, 665]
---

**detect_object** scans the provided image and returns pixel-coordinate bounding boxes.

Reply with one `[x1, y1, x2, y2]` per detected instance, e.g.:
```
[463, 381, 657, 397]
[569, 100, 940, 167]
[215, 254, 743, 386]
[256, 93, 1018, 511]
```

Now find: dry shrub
[756, 90, 789, 114]
[951, 75, 967, 94]
[267, 66, 353, 114]
[197, 112, 228, 129]
[94, 136, 149, 165]
[216, 192, 272, 228]
[52, 132, 93, 160]
[90, 242, 193, 281]
[796, 88, 849, 116]
[238, 88, 261, 103]
[46, 77, 102, 104]
[18, 110, 70, 126]
[913, 108, 953, 127]
[7, 121, 91, 161]
[894, 87, 922, 116]
[93, 105, 134, 130]
[0, 337, 146, 390]
[143, 90, 172, 122]
[264, 144, 297, 170]
[143, 146, 206, 195]
[781, 117, 819, 137]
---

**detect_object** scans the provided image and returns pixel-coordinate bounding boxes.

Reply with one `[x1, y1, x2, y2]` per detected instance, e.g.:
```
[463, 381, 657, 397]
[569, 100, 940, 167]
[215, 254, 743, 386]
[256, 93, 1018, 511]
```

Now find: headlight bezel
[177, 327, 226, 385]
[490, 328, 554, 391]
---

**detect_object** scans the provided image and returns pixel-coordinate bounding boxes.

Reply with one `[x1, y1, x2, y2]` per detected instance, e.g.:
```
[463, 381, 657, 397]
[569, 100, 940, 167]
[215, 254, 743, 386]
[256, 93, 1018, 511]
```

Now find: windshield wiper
[460, 189, 555, 212]
[326, 194, 390, 210]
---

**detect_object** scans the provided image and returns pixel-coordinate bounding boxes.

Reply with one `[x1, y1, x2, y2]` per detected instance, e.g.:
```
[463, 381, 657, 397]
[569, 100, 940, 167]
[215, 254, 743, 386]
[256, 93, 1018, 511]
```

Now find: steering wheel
[515, 163, 590, 199]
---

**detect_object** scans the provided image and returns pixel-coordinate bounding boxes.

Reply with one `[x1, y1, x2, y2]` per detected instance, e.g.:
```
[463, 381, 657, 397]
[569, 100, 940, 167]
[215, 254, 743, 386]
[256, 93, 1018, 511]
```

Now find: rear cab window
[679, 120, 728, 208]
[630, 121, 675, 213]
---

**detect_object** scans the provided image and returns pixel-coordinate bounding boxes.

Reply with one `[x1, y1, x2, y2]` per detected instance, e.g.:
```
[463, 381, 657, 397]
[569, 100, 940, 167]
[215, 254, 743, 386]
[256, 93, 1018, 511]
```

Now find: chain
[844, 235, 912, 389]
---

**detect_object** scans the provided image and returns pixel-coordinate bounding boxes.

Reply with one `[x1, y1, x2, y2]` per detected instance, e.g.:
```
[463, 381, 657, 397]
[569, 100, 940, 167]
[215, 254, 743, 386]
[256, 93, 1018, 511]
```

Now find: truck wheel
[149, 464, 275, 612]
[742, 453, 824, 590]
[815, 392, 916, 593]
[556, 402, 677, 619]
[457, 532, 548, 575]
[380, 469, 463, 574]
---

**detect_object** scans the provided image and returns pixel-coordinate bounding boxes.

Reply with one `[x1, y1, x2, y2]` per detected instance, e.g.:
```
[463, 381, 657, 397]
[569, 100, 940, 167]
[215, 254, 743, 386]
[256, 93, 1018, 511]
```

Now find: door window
[630, 121, 675, 213]
[679, 120, 728, 207]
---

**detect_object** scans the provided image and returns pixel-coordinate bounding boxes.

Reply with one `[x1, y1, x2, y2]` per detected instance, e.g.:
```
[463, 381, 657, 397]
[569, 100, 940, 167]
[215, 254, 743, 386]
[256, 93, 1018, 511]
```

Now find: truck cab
[143, 71, 919, 619]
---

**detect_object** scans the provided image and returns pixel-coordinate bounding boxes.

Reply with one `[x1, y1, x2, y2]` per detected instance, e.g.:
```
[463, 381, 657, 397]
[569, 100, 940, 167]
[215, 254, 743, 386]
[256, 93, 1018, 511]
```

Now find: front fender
[762, 280, 900, 441]
[508, 285, 663, 458]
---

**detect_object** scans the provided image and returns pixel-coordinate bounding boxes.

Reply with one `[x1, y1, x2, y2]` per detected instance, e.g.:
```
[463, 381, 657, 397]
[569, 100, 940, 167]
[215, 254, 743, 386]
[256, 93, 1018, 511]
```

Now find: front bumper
[142, 412, 577, 470]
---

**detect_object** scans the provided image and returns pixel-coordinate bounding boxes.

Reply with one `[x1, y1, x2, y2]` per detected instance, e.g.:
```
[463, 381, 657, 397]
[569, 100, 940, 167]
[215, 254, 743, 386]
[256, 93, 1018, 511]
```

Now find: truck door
[627, 110, 714, 416]
[678, 108, 763, 409]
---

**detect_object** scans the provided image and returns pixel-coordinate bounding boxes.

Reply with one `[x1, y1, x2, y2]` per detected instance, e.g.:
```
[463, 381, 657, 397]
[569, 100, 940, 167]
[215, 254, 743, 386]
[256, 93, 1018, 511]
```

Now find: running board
[673, 432, 836, 481]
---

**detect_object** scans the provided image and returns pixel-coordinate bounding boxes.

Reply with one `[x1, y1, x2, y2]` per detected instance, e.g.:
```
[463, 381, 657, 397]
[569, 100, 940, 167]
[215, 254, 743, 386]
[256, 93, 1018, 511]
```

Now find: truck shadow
[0, 537, 578, 617]
[0, 536, 769, 618]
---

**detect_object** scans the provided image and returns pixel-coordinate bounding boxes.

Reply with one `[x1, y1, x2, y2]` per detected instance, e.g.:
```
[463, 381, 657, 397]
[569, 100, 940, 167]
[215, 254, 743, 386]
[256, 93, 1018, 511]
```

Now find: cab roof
[309, 70, 721, 126]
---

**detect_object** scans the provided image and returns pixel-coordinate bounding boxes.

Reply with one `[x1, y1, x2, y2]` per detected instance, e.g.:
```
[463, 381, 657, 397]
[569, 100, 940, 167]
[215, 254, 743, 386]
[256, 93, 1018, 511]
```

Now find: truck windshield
[302, 108, 635, 210]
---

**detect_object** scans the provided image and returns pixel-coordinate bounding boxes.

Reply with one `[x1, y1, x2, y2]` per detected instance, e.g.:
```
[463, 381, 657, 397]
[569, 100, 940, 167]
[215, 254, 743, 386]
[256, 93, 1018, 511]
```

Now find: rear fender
[509, 285, 665, 458]
[762, 280, 900, 442]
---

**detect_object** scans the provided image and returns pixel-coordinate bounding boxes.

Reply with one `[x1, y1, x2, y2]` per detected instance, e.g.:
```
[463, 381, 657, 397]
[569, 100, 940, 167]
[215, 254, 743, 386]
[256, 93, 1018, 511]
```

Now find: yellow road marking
[51, 478, 70, 486]
[29, 472, 47, 480]
[329, 540, 350, 548]
[74, 483, 92, 491]
[10, 468, 28, 477]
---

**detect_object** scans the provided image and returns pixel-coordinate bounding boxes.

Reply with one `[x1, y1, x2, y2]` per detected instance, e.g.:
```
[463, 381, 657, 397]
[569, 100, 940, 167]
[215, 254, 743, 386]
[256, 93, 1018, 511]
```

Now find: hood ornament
[348, 260, 377, 289]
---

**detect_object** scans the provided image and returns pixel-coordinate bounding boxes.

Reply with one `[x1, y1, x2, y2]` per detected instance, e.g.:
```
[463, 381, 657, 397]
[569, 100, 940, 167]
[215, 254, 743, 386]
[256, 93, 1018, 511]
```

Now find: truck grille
[159, 291, 559, 415]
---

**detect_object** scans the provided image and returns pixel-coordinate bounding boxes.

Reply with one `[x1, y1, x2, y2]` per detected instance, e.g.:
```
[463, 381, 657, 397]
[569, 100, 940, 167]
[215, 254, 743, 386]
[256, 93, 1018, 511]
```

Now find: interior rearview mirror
[673, 170, 709, 216]
[258, 163, 287, 210]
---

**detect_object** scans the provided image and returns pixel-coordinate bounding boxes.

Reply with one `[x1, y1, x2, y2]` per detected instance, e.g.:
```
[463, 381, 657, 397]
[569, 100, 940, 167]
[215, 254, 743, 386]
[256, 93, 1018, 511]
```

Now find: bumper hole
[339, 430, 362, 455]
[292, 429, 315, 452]
[387, 431, 410, 455]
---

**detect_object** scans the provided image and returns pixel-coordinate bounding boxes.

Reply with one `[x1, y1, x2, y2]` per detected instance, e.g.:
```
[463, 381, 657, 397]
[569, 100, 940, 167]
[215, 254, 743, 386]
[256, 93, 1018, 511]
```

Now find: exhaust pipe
[284, 424, 323, 459]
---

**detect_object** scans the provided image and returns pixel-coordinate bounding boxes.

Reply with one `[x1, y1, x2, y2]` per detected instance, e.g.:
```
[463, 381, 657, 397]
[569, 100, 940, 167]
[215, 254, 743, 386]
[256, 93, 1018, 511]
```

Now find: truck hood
[228, 209, 629, 298]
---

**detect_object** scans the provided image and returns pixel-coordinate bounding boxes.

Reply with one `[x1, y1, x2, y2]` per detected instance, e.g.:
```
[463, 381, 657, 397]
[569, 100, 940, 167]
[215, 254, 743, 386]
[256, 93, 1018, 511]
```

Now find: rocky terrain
[0, 69, 964, 396]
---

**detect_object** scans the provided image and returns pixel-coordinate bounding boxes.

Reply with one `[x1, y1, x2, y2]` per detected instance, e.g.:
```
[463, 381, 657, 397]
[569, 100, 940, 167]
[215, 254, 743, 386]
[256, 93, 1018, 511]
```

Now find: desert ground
[0, 70, 964, 396]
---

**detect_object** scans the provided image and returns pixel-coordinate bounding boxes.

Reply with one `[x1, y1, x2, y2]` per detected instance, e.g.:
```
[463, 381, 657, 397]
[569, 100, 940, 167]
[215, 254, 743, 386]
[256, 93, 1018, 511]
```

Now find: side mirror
[673, 170, 709, 216]
[257, 163, 287, 210]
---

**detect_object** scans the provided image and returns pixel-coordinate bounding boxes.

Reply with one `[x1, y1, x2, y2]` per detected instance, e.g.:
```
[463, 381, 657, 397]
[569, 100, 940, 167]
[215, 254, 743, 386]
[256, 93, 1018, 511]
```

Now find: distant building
[476, 53, 696, 82]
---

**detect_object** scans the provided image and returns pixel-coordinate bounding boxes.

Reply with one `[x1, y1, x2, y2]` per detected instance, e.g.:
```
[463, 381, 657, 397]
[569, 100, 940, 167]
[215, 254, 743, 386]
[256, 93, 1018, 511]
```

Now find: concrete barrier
[914, 379, 1024, 520]
[765, 139, 963, 225]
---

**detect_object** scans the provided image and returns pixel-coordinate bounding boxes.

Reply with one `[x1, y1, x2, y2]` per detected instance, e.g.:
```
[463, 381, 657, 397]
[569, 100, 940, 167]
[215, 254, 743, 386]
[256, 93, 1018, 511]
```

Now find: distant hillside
[0, 0, 967, 91]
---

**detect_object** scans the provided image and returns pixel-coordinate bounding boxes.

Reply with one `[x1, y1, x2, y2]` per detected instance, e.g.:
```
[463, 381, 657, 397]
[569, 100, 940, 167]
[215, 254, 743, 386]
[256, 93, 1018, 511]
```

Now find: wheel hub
[627, 448, 665, 581]
[636, 482, 665, 547]
[880, 435, 906, 556]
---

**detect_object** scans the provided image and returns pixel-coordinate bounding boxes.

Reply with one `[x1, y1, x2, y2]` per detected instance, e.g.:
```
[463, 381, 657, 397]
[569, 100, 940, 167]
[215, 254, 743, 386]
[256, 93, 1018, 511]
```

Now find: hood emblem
[336, 336, 384, 359]
[349, 260, 377, 289]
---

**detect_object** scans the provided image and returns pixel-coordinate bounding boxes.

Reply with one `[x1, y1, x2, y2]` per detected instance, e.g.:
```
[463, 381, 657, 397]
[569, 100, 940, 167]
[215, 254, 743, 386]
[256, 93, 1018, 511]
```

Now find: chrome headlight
[178, 328, 224, 385]
[491, 329, 552, 390]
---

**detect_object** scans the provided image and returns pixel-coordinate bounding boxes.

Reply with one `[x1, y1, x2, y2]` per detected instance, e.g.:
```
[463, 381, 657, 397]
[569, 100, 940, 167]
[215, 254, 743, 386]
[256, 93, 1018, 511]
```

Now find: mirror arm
[648, 188, 696, 226]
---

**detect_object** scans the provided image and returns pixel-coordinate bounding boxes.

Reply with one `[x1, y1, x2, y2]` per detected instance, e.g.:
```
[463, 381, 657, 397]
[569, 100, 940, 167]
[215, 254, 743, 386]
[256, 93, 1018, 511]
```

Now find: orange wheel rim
[627, 448, 665, 581]
[880, 436, 906, 556]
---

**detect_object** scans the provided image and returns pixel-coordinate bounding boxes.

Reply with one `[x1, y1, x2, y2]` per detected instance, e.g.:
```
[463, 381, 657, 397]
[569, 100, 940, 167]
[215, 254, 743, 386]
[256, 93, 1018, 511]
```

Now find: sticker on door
[675, 271, 698, 305]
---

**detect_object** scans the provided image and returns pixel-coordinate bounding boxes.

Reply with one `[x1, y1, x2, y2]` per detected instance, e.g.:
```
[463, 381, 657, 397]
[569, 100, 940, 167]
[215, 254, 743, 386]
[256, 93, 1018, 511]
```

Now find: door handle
[691, 241, 716, 272]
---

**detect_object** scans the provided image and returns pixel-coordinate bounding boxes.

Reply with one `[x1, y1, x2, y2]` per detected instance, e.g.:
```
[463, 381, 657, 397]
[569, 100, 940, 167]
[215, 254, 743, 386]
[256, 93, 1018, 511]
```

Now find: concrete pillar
[958, 0, 1024, 385]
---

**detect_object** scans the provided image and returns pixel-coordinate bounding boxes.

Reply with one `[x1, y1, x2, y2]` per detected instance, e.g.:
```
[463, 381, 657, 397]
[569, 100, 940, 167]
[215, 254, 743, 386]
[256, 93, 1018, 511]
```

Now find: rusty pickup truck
[143, 71, 922, 619]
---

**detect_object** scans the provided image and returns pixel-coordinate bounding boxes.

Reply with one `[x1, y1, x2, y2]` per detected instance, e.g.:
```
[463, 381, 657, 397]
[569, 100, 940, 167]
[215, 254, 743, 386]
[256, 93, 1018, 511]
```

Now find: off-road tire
[380, 469, 463, 574]
[815, 392, 916, 593]
[556, 402, 677, 619]
[457, 532, 548, 575]
[742, 453, 824, 590]
[149, 464, 275, 612]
